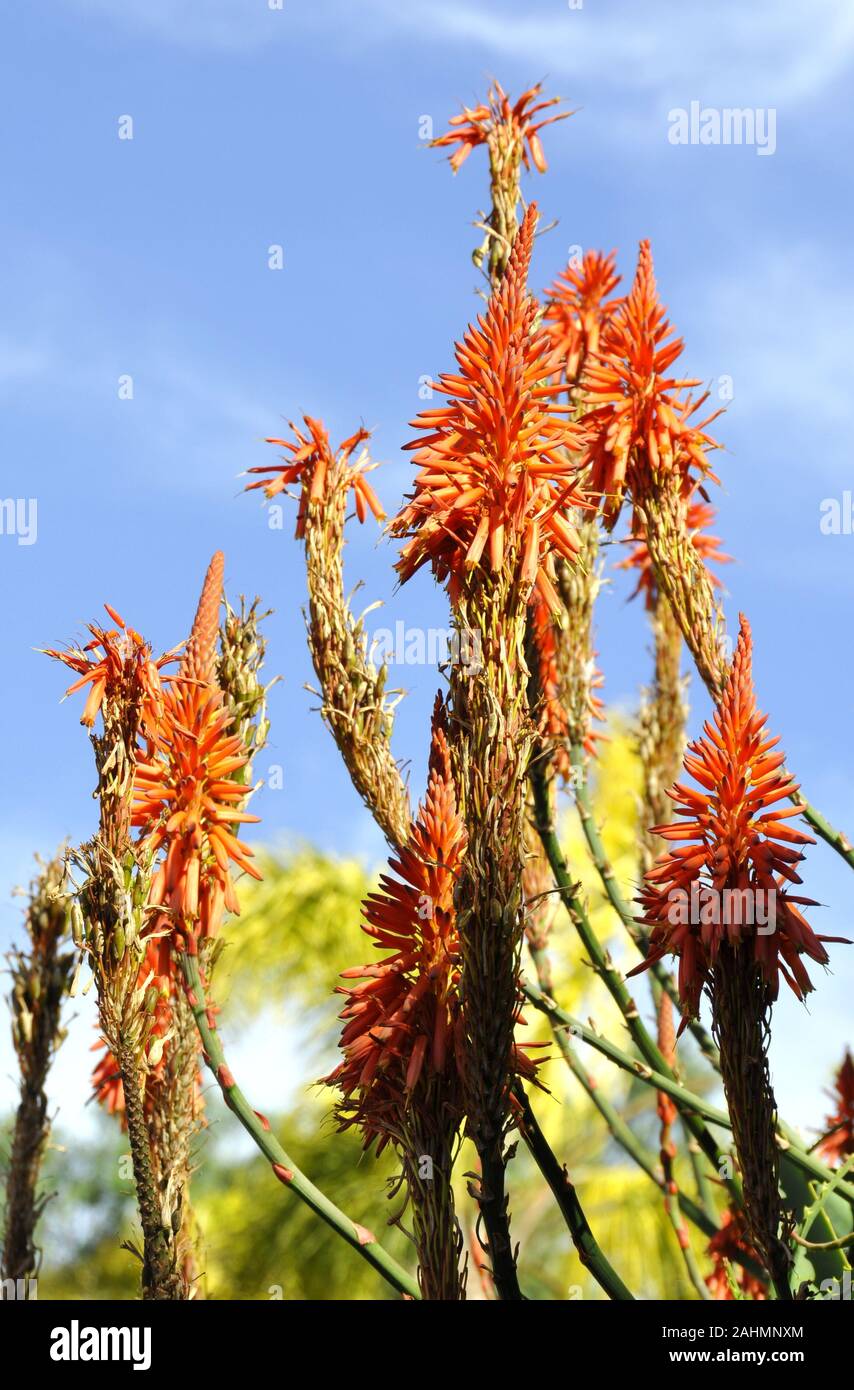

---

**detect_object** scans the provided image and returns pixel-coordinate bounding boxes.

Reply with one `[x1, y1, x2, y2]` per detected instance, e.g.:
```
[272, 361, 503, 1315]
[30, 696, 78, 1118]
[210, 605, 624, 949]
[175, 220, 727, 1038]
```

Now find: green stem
[527, 945, 769, 1285]
[525, 976, 731, 1127]
[523, 977, 854, 1207]
[530, 946, 712, 1236]
[179, 950, 420, 1301]
[798, 795, 854, 873]
[514, 1086, 634, 1300]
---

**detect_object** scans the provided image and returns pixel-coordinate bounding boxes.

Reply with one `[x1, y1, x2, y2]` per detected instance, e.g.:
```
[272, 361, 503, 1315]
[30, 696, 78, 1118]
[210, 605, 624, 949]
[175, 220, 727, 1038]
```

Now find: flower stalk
[2, 854, 74, 1285]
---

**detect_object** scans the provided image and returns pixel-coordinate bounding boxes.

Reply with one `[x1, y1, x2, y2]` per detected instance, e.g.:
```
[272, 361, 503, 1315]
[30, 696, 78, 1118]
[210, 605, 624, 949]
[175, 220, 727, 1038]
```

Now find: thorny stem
[513, 1085, 635, 1300]
[178, 950, 420, 1301]
[523, 981, 730, 1135]
[796, 795, 854, 874]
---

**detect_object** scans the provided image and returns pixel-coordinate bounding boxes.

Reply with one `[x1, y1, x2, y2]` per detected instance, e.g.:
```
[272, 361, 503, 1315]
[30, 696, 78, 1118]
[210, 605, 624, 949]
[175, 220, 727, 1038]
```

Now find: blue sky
[1, 0, 853, 1130]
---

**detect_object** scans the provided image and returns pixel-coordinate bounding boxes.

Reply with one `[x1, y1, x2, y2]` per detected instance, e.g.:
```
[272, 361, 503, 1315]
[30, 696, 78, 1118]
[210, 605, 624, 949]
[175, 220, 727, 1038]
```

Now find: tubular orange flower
[818, 1048, 854, 1166]
[44, 608, 177, 731]
[244, 416, 384, 536]
[543, 250, 622, 388]
[617, 498, 732, 610]
[430, 81, 571, 175]
[580, 240, 722, 529]
[393, 204, 588, 611]
[630, 615, 846, 1019]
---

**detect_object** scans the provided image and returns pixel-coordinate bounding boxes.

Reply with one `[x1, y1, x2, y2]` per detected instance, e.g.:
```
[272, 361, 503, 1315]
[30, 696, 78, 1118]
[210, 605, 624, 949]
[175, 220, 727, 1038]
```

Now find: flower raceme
[325, 705, 467, 1152]
[325, 702, 542, 1152]
[429, 81, 571, 175]
[393, 204, 589, 611]
[47, 559, 262, 952]
[704, 1208, 767, 1302]
[133, 554, 261, 948]
[580, 240, 722, 529]
[543, 250, 622, 390]
[630, 616, 847, 1020]
[133, 683, 262, 945]
[244, 416, 384, 535]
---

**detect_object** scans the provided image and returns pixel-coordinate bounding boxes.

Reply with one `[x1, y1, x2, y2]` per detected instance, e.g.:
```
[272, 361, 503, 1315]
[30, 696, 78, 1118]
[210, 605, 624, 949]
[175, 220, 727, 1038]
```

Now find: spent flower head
[245, 416, 384, 535]
[430, 81, 571, 175]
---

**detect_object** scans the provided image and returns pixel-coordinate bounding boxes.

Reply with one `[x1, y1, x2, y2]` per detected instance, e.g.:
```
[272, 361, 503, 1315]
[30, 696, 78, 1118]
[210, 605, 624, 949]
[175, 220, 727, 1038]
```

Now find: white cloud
[64, 0, 854, 108]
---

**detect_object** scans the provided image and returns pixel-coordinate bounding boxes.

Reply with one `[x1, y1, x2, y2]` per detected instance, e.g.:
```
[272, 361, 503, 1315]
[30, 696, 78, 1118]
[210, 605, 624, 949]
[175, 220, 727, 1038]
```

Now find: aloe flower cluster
[10, 75, 851, 1310]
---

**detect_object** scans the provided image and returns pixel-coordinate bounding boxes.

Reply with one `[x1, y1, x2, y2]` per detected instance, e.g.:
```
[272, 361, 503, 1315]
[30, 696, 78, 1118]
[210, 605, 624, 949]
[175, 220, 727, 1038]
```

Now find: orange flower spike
[324, 702, 467, 1146]
[394, 204, 589, 607]
[580, 240, 723, 528]
[543, 250, 622, 386]
[133, 558, 262, 948]
[245, 417, 383, 536]
[430, 81, 572, 175]
[629, 615, 849, 1018]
